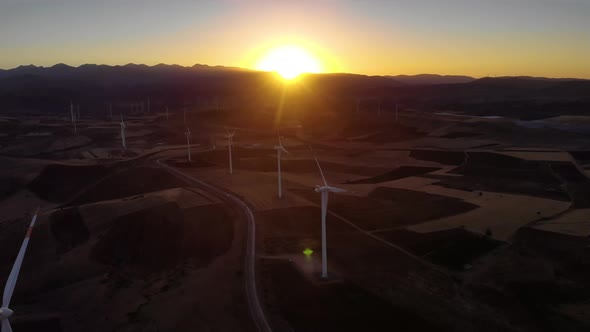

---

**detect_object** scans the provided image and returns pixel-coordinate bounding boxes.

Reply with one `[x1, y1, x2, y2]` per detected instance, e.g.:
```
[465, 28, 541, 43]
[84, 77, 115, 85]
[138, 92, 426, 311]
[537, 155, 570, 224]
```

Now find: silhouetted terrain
[389, 74, 475, 85]
[0, 64, 588, 120]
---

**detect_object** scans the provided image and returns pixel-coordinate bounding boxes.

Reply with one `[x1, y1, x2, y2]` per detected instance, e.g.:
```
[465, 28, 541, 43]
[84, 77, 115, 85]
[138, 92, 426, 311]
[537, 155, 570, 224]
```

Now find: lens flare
[256, 45, 323, 80]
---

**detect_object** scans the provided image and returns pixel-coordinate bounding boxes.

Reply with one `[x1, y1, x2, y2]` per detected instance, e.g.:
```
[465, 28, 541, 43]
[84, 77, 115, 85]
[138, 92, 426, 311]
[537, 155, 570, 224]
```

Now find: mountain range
[1, 63, 587, 86]
[0, 63, 588, 118]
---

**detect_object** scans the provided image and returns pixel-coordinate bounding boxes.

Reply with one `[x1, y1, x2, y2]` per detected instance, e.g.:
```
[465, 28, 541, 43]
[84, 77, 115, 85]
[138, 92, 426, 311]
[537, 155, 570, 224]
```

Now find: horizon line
[1, 62, 589, 81]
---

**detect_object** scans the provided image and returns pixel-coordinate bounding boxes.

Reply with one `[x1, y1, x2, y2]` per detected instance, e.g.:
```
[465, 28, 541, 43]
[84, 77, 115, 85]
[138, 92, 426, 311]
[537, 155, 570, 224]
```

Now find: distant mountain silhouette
[0, 63, 588, 117]
[0, 63, 249, 81]
[389, 74, 475, 85]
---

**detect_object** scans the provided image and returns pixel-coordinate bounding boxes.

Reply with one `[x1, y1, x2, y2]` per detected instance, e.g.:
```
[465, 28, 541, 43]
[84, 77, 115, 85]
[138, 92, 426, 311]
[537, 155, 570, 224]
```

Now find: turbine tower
[1, 207, 40, 332]
[462, 151, 470, 172]
[120, 114, 127, 150]
[225, 128, 235, 174]
[274, 133, 289, 198]
[314, 157, 346, 279]
[185, 127, 192, 162]
[70, 100, 77, 133]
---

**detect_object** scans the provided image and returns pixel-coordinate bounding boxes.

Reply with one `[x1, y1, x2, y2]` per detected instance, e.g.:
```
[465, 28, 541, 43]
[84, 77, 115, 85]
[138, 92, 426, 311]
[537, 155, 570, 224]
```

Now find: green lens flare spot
[303, 248, 313, 257]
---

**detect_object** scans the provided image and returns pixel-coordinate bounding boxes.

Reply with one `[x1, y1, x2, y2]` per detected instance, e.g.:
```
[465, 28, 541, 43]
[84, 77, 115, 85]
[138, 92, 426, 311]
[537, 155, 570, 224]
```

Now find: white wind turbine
[120, 114, 126, 150]
[1, 207, 40, 332]
[185, 127, 192, 162]
[225, 128, 236, 174]
[69, 100, 77, 133]
[274, 133, 289, 198]
[314, 157, 346, 279]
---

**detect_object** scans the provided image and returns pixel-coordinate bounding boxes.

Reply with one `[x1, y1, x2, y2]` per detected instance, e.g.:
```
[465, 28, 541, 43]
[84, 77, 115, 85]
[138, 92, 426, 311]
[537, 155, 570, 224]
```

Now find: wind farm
[1, 1, 590, 331]
[0, 69, 589, 332]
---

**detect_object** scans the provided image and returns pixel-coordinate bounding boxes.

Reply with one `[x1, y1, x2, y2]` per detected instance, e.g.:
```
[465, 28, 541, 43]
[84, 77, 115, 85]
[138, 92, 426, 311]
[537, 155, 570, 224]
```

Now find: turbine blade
[2, 319, 13, 332]
[280, 146, 289, 154]
[327, 186, 347, 193]
[2, 208, 39, 308]
[315, 157, 328, 187]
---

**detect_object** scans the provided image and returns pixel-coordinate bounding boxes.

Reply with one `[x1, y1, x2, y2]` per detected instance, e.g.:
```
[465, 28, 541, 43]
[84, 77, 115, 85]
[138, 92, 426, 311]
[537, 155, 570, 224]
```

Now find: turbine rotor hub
[315, 185, 328, 192]
[0, 307, 14, 319]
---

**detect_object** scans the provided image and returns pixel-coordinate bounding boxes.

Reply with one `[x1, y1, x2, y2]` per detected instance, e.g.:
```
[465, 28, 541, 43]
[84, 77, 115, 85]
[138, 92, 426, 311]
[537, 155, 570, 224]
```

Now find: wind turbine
[356, 98, 360, 113]
[69, 100, 77, 133]
[275, 133, 289, 198]
[225, 128, 235, 174]
[120, 114, 126, 150]
[185, 127, 192, 162]
[462, 151, 470, 172]
[314, 157, 346, 279]
[1, 207, 40, 332]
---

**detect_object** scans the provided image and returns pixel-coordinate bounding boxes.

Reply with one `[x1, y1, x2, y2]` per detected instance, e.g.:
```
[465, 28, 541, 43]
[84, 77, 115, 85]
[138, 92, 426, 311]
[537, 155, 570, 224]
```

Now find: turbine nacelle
[224, 127, 236, 138]
[274, 145, 289, 154]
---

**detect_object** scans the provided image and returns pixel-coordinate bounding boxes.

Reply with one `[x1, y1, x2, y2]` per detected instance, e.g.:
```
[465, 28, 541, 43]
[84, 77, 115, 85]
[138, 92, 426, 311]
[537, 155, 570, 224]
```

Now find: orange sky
[1, 0, 589, 78]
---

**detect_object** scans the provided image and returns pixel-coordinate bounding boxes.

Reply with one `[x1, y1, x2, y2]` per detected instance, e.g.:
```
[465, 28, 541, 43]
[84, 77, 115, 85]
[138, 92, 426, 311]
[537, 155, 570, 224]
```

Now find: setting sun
[256, 45, 323, 80]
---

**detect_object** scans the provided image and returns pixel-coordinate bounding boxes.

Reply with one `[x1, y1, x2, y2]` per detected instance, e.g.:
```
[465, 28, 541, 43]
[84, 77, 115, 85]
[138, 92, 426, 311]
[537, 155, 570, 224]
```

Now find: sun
[256, 45, 323, 80]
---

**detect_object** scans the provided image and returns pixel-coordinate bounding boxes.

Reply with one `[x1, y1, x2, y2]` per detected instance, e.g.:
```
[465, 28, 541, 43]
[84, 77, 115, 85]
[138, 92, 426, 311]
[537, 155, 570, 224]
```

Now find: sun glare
[256, 45, 323, 80]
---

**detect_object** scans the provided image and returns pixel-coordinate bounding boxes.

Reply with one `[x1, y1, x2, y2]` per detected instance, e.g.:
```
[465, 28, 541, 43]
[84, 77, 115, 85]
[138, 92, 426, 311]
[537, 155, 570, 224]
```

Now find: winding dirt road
[155, 157, 272, 332]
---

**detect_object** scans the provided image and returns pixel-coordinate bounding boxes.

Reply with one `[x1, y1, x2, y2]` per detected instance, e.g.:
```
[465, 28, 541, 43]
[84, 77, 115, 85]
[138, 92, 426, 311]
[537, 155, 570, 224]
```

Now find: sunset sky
[1, 0, 589, 78]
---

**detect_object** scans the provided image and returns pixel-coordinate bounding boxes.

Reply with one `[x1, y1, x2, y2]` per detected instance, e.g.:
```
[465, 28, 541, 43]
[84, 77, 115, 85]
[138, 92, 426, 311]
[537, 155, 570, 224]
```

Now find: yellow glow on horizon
[256, 45, 323, 80]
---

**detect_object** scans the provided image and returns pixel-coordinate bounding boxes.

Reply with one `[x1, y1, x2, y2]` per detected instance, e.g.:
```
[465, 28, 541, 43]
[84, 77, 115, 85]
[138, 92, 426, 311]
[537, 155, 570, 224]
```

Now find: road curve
[155, 158, 272, 332]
